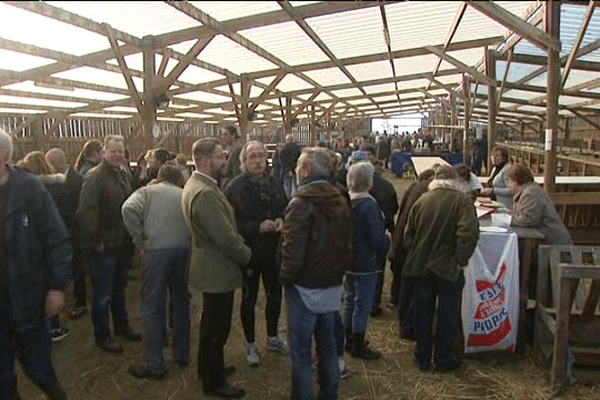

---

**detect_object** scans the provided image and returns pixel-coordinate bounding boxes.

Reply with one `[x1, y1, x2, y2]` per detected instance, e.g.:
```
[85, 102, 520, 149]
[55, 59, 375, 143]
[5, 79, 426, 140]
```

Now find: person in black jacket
[225, 141, 289, 367]
[0, 129, 72, 400]
[278, 134, 302, 198]
[46, 148, 87, 320]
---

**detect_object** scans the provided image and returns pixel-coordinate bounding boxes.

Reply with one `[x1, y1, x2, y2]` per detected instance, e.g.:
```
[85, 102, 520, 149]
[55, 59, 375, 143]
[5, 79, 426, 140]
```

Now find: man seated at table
[507, 164, 572, 245]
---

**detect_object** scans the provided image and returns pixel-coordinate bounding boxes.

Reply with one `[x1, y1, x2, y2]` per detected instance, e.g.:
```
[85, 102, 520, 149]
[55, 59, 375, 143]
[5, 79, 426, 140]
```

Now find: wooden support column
[326, 111, 332, 144]
[544, 0, 561, 193]
[462, 74, 471, 162]
[450, 94, 457, 147]
[142, 37, 157, 150]
[239, 74, 250, 142]
[486, 48, 497, 168]
[284, 95, 292, 136]
[309, 104, 316, 144]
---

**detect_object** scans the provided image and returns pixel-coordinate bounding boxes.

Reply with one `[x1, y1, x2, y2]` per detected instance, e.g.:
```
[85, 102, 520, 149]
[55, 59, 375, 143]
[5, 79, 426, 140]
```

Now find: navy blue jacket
[350, 195, 389, 274]
[2, 166, 72, 326]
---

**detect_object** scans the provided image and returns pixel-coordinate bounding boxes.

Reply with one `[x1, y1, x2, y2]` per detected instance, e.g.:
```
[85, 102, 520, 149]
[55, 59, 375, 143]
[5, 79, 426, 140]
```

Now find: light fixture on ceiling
[152, 93, 170, 108]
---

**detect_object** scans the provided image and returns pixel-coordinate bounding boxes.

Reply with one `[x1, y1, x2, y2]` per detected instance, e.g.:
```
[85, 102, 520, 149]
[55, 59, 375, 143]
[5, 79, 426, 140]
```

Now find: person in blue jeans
[77, 136, 141, 354]
[0, 129, 72, 399]
[343, 162, 390, 359]
[122, 165, 191, 379]
[280, 148, 352, 400]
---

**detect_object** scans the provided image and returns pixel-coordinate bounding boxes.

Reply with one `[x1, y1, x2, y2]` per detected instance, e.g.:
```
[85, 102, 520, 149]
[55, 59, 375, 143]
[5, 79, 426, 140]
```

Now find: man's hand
[274, 218, 283, 232]
[259, 220, 276, 233]
[480, 188, 492, 197]
[46, 290, 65, 318]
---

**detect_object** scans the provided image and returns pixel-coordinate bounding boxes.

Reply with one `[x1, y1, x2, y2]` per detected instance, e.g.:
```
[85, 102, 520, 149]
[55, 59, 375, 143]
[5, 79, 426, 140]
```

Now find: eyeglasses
[247, 152, 267, 160]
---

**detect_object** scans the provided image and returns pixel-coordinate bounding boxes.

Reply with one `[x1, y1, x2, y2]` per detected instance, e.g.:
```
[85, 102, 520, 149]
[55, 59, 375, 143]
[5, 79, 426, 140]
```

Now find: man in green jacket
[403, 166, 479, 373]
[182, 138, 251, 399]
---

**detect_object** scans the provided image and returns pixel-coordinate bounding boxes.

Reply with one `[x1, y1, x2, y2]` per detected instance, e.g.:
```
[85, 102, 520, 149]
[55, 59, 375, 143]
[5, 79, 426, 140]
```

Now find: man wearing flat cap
[402, 165, 479, 373]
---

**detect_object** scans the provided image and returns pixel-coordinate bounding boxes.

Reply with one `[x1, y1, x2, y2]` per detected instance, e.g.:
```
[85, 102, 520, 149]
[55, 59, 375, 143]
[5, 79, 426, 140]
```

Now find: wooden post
[450, 94, 457, 148]
[544, 0, 560, 193]
[142, 38, 157, 150]
[284, 95, 292, 136]
[462, 74, 471, 163]
[486, 48, 497, 168]
[239, 74, 249, 142]
[309, 104, 316, 144]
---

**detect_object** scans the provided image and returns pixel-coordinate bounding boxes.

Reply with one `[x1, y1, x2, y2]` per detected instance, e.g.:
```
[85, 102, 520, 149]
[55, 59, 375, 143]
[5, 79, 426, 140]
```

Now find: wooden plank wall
[0, 115, 274, 165]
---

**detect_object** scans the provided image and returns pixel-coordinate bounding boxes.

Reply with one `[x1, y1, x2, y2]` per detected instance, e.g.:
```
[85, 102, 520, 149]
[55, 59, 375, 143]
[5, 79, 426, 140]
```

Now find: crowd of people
[0, 124, 572, 399]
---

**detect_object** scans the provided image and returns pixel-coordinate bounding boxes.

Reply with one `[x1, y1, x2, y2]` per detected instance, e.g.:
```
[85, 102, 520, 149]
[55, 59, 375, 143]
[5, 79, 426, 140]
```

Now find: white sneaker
[246, 342, 260, 366]
[266, 336, 289, 355]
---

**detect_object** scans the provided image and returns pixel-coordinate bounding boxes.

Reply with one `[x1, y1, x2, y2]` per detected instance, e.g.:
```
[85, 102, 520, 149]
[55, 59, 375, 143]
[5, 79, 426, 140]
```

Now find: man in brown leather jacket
[77, 135, 141, 354]
[280, 147, 352, 400]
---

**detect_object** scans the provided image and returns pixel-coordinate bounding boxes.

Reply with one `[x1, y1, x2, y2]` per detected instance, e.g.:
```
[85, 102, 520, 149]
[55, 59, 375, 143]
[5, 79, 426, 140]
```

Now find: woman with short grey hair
[343, 161, 389, 360]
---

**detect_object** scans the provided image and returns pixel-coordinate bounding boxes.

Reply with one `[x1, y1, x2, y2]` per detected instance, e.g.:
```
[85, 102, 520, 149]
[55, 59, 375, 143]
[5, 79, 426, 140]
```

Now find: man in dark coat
[403, 166, 479, 372]
[280, 147, 352, 400]
[0, 129, 72, 400]
[77, 136, 141, 354]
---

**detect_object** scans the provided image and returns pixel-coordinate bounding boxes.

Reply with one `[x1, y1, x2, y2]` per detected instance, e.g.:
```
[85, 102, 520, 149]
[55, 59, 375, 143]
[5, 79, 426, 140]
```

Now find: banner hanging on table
[462, 232, 520, 354]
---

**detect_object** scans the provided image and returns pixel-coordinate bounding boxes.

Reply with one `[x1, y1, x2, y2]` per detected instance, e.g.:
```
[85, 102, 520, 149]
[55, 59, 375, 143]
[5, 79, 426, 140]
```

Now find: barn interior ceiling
[0, 1, 598, 133]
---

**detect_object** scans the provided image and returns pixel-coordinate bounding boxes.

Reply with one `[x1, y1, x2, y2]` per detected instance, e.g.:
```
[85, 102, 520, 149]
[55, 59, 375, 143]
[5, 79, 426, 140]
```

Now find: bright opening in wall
[371, 113, 425, 135]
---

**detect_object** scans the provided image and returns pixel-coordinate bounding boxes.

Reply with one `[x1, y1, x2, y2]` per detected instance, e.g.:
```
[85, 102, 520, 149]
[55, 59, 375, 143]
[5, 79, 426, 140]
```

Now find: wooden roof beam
[569, 108, 600, 131]
[279, 0, 378, 116]
[290, 91, 321, 121]
[155, 36, 215, 94]
[425, 46, 495, 86]
[248, 73, 286, 113]
[561, 0, 596, 89]
[105, 24, 143, 112]
[426, 2, 467, 92]
[466, 1, 560, 52]
[245, 36, 503, 81]
[165, 1, 364, 118]
[154, 1, 381, 49]
[5, 2, 143, 48]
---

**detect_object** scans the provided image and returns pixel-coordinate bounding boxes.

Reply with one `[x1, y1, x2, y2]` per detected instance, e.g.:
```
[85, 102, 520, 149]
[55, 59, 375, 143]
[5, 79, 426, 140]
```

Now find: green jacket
[403, 183, 479, 282]
[181, 172, 251, 293]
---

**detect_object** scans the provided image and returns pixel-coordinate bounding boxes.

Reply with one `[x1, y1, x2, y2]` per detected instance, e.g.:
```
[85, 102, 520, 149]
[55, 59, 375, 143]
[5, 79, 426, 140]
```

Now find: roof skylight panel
[0, 50, 54, 72]
[305, 7, 386, 59]
[48, 2, 201, 37]
[189, 2, 281, 22]
[239, 21, 330, 66]
[0, 3, 108, 56]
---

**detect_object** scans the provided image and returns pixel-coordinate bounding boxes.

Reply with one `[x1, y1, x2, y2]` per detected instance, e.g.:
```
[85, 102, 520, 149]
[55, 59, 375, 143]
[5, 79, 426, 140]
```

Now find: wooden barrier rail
[497, 142, 600, 176]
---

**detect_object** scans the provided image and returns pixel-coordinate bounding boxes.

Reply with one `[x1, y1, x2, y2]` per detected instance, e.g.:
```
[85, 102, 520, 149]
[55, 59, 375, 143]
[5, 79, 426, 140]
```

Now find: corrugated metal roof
[303, 67, 352, 86]
[52, 67, 143, 91]
[0, 94, 86, 108]
[174, 91, 231, 104]
[48, 2, 201, 38]
[196, 35, 279, 75]
[0, 49, 53, 72]
[239, 21, 329, 67]
[306, 6, 386, 59]
[0, 2, 109, 56]
[0, 0, 596, 127]
[189, 1, 281, 22]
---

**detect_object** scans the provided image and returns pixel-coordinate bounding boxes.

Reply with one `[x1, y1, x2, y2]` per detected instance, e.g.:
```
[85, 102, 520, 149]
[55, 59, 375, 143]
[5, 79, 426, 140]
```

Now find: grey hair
[239, 140, 267, 173]
[0, 128, 14, 160]
[347, 161, 374, 193]
[300, 147, 331, 178]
